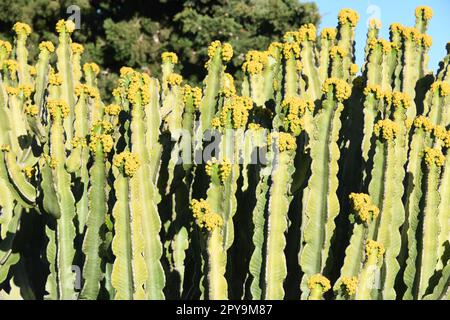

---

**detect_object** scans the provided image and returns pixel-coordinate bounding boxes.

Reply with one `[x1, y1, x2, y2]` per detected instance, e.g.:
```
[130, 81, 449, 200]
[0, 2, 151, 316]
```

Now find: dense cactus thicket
[0, 6, 449, 300]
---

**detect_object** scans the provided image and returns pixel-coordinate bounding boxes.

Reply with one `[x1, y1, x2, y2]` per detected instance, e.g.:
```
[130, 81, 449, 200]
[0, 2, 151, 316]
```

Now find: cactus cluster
[0, 6, 449, 300]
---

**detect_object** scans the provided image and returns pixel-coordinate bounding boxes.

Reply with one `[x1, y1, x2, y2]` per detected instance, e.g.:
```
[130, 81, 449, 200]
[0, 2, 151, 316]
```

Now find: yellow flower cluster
[24, 104, 39, 117]
[365, 240, 385, 259]
[368, 38, 392, 53]
[413, 115, 433, 133]
[47, 100, 69, 119]
[392, 91, 412, 109]
[242, 51, 269, 75]
[433, 125, 450, 148]
[113, 151, 140, 177]
[248, 123, 261, 131]
[127, 72, 151, 106]
[207, 41, 233, 63]
[221, 43, 233, 62]
[0, 40, 12, 55]
[83, 62, 100, 76]
[415, 6, 433, 20]
[390, 23, 403, 34]
[297, 24, 316, 42]
[161, 52, 178, 64]
[338, 8, 359, 27]
[71, 43, 84, 54]
[282, 97, 314, 115]
[190, 199, 223, 231]
[341, 276, 358, 296]
[369, 18, 382, 29]
[29, 66, 36, 76]
[71, 137, 87, 149]
[183, 85, 202, 108]
[74, 84, 100, 99]
[55, 19, 76, 34]
[349, 63, 359, 75]
[423, 147, 445, 167]
[322, 78, 351, 102]
[12, 22, 32, 36]
[373, 119, 400, 141]
[320, 28, 337, 41]
[0, 144, 10, 152]
[329, 46, 347, 59]
[104, 104, 122, 116]
[205, 158, 232, 183]
[38, 41, 55, 53]
[89, 134, 113, 154]
[91, 120, 113, 135]
[120, 67, 134, 77]
[167, 73, 183, 86]
[48, 68, 63, 86]
[269, 132, 297, 152]
[307, 274, 331, 292]
[282, 42, 301, 59]
[5, 86, 19, 96]
[349, 193, 379, 223]
[213, 96, 252, 129]
[430, 81, 450, 97]
[3, 59, 18, 78]
[22, 166, 35, 179]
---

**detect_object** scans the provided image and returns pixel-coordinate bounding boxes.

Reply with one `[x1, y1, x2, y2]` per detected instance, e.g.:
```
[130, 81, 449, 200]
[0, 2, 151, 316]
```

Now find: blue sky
[309, 0, 450, 72]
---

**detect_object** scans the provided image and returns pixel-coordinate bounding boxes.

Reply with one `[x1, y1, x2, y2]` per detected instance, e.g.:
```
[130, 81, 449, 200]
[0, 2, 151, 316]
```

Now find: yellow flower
[430, 81, 450, 97]
[113, 151, 140, 177]
[373, 119, 400, 141]
[338, 8, 359, 27]
[320, 28, 337, 41]
[89, 134, 114, 154]
[190, 199, 223, 231]
[47, 99, 69, 119]
[0, 40, 12, 55]
[104, 104, 122, 116]
[329, 46, 347, 59]
[341, 277, 358, 296]
[183, 85, 202, 108]
[365, 240, 385, 259]
[39, 41, 55, 53]
[71, 137, 87, 149]
[242, 50, 268, 75]
[413, 116, 433, 133]
[298, 23, 316, 42]
[5, 86, 19, 96]
[349, 193, 379, 223]
[83, 63, 100, 76]
[56, 19, 75, 34]
[22, 166, 35, 179]
[392, 91, 412, 109]
[119, 66, 134, 77]
[71, 43, 84, 54]
[48, 68, 63, 86]
[205, 158, 232, 184]
[24, 104, 39, 117]
[269, 132, 296, 152]
[167, 73, 183, 86]
[161, 52, 178, 64]
[12, 22, 32, 36]
[307, 274, 331, 292]
[423, 147, 445, 167]
[369, 18, 382, 29]
[221, 42, 233, 62]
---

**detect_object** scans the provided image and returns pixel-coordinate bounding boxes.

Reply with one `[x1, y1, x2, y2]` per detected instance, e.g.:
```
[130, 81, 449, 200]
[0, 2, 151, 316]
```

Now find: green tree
[0, 0, 320, 97]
